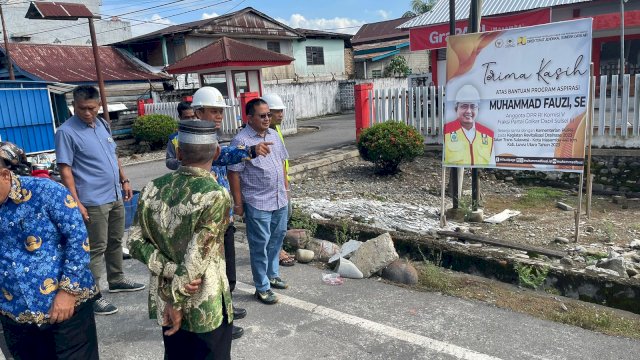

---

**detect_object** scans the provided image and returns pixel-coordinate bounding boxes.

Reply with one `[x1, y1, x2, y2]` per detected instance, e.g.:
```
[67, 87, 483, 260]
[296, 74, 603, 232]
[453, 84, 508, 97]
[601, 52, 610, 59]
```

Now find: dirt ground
[292, 152, 640, 251]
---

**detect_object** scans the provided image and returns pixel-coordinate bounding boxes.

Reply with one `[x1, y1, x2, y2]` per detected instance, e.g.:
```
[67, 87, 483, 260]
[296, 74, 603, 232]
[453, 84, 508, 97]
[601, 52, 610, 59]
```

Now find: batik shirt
[128, 167, 233, 333]
[0, 174, 97, 325]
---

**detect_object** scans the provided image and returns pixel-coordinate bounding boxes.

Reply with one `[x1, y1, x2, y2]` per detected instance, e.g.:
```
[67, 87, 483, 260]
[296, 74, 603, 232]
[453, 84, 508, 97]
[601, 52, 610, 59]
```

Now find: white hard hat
[191, 87, 229, 108]
[261, 93, 286, 110]
[455, 85, 480, 103]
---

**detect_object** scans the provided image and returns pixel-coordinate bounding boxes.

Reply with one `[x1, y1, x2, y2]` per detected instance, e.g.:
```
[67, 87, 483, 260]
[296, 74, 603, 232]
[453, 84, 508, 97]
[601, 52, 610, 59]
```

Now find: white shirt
[462, 124, 476, 143]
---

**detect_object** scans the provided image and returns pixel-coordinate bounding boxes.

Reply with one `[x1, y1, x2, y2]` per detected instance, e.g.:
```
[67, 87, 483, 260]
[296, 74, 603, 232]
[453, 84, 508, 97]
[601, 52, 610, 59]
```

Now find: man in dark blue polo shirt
[55, 85, 145, 316]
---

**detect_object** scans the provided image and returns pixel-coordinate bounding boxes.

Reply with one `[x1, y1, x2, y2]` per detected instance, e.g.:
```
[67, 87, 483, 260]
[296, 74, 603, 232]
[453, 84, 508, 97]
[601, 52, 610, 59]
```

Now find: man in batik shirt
[0, 141, 99, 359]
[129, 120, 233, 359]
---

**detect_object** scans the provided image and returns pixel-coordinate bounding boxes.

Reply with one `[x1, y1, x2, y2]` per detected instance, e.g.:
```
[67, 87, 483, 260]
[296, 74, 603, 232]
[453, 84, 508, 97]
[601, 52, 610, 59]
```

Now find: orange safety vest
[443, 121, 494, 166]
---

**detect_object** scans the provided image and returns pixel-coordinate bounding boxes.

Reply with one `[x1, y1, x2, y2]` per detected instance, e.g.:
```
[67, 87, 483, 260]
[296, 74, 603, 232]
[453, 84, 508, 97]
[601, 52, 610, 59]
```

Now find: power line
[58, 0, 233, 42]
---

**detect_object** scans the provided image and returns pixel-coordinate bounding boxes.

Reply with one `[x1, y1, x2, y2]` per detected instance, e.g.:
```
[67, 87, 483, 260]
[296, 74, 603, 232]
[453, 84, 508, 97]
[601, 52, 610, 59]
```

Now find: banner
[443, 19, 592, 172]
[409, 9, 551, 51]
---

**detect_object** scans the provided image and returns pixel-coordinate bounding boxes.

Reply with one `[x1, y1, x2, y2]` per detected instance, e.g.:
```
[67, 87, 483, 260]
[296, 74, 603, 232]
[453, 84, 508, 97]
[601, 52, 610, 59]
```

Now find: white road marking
[236, 282, 503, 360]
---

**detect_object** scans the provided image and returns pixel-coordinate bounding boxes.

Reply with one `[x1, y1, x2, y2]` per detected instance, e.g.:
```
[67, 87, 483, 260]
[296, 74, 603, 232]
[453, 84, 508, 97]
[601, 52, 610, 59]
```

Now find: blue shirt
[0, 175, 97, 325]
[55, 115, 121, 207]
[228, 126, 289, 211]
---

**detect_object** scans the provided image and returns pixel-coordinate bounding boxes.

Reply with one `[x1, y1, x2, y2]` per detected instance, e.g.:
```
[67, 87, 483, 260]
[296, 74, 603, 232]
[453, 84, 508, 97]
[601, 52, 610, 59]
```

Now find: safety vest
[275, 125, 290, 181]
[443, 121, 494, 166]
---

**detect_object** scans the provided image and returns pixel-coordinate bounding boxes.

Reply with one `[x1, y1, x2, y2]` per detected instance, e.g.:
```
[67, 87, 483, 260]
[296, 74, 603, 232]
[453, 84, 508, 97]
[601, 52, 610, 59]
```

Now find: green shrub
[357, 121, 424, 174]
[132, 114, 178, 147]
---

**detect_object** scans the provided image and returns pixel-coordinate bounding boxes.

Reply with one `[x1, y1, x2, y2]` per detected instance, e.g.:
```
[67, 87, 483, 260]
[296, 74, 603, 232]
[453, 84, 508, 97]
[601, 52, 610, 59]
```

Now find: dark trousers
[0, 301, 99, 360]
[162, 311, 232, 360]
[224, 224, 236, 293]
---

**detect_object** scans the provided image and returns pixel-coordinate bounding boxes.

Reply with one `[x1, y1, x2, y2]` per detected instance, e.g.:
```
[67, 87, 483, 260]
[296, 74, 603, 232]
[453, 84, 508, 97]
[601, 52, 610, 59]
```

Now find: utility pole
[448, 0, 459, 209]
[0, 3, 15, 80]
[88, 17, 110, 122]
[469, 0, 482, 211]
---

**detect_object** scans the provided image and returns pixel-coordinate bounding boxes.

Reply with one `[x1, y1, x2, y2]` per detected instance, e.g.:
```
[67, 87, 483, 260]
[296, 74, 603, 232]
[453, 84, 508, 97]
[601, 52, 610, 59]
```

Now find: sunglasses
[257, 113, 272, 119]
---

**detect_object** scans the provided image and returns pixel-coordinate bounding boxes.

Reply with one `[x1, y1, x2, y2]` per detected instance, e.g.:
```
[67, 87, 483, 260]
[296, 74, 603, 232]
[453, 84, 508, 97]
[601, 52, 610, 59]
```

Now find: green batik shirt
[128, 166, 233, 333]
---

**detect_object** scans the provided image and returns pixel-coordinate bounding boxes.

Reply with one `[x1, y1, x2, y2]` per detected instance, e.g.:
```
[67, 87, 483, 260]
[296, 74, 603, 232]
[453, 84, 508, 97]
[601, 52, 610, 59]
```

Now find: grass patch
[414, 262, 640, 340]
[517, 187, 565, 208]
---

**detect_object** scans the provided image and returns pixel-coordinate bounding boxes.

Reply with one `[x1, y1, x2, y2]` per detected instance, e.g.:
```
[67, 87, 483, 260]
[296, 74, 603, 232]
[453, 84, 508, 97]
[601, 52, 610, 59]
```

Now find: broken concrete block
[306, 239, 340, 262]
[556, 202, 574, 211]
[467, 210, 484, 223]
[381, 259, 419, 285]
[328, 239, 363, 265]
[554, 237, 570, 244]
[285, 229, 310, 249]
[596, 257, 629, 278]
[336, 258, 363, 279]
[350, 233, 399, 277]
[612, 195, 627, 205]
[625, 262, 639, 277]
[630, 239, 640, 250]
[296, 249, 315, 263]
[585, 265, 622, 277]
[484, 209, 520, 224]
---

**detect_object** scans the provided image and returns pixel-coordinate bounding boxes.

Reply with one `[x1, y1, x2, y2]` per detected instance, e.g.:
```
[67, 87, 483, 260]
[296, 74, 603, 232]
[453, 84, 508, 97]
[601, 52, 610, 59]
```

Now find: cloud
[276, 14, 364, 34]
[377, 10, 390, 20]
[202, 12, 219, 19]
[131, 14, 175, 37]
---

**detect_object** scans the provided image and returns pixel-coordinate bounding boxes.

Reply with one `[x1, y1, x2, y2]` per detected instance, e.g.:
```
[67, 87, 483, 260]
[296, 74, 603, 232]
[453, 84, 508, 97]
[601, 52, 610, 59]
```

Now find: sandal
[279, 251, 296, 267]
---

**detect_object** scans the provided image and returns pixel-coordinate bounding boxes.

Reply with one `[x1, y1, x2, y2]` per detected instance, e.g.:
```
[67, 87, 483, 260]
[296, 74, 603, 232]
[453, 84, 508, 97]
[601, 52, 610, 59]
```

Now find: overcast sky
[101, 0, 413, 37]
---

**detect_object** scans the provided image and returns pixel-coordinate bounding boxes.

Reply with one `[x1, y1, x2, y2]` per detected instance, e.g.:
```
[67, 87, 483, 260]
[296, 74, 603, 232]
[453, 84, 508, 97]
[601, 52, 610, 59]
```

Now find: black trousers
[0, 300, 99, 360]
[224, 224, 236, 293]
[162, 311, 232, 360]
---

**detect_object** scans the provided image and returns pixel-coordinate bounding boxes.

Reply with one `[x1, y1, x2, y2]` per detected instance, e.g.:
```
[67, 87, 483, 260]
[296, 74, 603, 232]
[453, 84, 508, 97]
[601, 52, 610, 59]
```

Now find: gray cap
[178, 120, 218, 145]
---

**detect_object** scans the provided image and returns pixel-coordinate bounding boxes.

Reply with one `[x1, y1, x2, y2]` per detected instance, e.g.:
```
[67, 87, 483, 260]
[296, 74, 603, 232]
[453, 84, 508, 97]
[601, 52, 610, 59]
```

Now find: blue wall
[0, 88, 55, 153]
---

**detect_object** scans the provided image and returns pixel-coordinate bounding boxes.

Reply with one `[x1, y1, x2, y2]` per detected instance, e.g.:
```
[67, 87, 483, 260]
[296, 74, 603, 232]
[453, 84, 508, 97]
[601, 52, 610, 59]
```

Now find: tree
[384, 56, 411, 77]
[403, 0, 435, 17]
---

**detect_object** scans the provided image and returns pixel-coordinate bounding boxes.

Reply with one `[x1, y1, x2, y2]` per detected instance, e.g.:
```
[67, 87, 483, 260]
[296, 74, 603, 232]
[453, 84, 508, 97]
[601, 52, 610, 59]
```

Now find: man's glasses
[459, 104, 478, 111]
[258, 113, 272, 119]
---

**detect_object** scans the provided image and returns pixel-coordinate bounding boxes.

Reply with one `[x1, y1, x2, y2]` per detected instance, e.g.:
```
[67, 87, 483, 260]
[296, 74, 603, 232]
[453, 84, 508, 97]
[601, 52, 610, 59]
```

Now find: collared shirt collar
[246, 124, 273, 138]
[178, 166, 215, 178]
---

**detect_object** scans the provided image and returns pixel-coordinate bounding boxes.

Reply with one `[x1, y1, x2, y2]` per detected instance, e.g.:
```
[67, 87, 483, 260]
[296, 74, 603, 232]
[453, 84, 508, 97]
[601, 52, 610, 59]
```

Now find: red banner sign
[409, 8, 551, 51]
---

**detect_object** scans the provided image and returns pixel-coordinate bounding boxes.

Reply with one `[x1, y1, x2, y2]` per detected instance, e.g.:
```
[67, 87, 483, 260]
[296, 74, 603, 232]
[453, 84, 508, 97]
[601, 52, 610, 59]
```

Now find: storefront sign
[442, 19, 593, 172]
[410, 9, 551, 51]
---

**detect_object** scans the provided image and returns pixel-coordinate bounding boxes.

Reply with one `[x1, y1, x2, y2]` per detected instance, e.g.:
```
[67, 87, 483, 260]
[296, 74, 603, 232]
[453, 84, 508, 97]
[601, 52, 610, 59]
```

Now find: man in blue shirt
[55, 85, 145, 316]
[0, 141, 99, 359]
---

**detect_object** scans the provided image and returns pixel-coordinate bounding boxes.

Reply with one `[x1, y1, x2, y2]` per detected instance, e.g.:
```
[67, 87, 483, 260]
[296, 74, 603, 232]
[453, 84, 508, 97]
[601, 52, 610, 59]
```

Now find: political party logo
[505, 38, 515, 48]
[494, 39, 504, 48]
[517, 36, 527, 46]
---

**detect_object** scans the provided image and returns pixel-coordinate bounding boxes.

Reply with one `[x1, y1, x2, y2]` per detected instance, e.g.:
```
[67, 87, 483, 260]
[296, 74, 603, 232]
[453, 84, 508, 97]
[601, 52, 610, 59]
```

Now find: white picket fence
[143, 94, 297, 136]
[367, 74, 640, 148]
[368, 86, 444, 144]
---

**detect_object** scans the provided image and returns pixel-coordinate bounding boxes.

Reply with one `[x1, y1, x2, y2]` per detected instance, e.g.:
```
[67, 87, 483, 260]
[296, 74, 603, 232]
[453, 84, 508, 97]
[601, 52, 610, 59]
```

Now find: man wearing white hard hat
[444, 84, 494, 166]
[261, 93, 296, 267]
[164, 87, 271, 340]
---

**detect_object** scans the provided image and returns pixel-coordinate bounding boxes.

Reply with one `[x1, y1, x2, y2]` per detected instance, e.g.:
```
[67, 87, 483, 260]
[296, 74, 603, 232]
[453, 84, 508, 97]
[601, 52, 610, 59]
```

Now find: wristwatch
[120, 178, 130, 185]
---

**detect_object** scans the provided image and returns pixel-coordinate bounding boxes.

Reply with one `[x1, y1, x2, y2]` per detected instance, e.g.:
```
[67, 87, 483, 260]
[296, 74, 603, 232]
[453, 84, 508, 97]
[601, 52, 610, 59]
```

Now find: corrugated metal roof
[0, 43, 168, 83]
[398, 0, 594, 29]
[26, 1, 94, 20]
[118, 7, 302, 45]
[351, 17, 413, 45]
[166, 37, 294, 74]
[295, 28, 352, 40]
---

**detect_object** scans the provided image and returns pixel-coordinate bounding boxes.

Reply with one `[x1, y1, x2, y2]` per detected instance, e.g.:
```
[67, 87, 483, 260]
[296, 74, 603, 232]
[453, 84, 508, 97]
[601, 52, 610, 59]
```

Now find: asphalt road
[87, 228, 640, 360]
[125, 113, 356, 190]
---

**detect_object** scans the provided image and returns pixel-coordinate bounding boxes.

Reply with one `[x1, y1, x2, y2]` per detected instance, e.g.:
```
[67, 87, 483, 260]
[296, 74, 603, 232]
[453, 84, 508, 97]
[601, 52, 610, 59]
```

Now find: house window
[306, 46, 325, 65]
[201, 72, 229, 98]
[371, 70, 382, 78]
[267, 41, 281, 53]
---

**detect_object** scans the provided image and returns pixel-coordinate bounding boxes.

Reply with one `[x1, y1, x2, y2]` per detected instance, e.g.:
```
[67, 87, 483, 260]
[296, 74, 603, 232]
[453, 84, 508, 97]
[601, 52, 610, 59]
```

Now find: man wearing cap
[129, 120, 233, 359]
[262, 93, 295, 267]
[165, 87, 271, 339]
[444, 84, 494, 166]
[55, 85, 145, 316]
[228, 98, 290, 305]
[0, 141, 100, 359]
